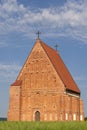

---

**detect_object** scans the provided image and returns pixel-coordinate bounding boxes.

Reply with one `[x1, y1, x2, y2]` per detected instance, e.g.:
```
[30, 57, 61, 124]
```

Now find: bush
[84, 117, 87, 121]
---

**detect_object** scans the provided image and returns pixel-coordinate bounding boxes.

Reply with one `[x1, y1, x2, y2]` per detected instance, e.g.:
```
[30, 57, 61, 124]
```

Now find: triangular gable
[14, 38, 80, 94]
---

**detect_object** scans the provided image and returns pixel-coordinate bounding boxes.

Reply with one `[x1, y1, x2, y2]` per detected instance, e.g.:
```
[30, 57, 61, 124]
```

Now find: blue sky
[0, 0, 87, 118]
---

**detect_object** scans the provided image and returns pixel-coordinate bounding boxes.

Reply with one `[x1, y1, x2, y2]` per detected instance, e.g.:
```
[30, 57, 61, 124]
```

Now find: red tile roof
[40, 39, 80, 94]
[11, 80, 22, 86]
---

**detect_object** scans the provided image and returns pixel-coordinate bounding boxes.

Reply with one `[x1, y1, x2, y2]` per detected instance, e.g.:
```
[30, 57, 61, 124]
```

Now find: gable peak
[36, 38, 41, 42]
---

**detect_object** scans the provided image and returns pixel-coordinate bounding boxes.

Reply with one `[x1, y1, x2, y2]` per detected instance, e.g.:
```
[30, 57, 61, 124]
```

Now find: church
[7, 37, 84, 121]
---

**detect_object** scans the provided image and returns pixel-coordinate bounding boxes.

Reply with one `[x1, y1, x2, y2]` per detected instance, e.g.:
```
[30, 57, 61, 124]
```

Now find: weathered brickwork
[8, 39, 84, 121]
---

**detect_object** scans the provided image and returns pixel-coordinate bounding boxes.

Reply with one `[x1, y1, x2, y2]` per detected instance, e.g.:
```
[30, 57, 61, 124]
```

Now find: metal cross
[36, 31, 41, 39]
[55, 44, 58, 51]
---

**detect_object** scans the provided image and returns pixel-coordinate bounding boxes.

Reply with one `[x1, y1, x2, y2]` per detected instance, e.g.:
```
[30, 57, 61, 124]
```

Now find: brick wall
[8, 40, 84, 121]
[8, 85, 21, 121]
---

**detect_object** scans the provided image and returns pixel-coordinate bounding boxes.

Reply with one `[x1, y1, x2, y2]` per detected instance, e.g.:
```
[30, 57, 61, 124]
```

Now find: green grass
[0, 121, 87, 130]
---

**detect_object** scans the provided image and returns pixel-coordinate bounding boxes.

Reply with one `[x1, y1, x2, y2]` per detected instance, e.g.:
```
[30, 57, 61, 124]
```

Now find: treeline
[0, 118, 7, 121]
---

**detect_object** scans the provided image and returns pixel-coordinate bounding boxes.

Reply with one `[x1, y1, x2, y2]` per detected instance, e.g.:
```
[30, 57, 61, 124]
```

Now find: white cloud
[0, 0, 87, 43]
[0, 41, 8, 47]
[0, 63, 21, 82]
[75, 76, 87, 81]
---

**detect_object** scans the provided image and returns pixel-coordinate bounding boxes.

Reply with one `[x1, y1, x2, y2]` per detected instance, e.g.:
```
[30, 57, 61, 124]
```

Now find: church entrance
[35, 111, 40, 121]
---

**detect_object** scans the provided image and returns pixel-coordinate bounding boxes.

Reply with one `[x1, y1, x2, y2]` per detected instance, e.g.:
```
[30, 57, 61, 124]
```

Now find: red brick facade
[8, 38, 84, 121]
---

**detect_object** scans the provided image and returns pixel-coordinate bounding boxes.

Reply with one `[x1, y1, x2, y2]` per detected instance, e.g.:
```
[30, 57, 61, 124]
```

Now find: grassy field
[0, 121, 87, 130]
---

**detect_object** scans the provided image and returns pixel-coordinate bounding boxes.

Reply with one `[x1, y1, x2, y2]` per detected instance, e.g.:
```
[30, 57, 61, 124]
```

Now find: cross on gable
[55, 44, 58, 51]
[36, 31, 41, 39]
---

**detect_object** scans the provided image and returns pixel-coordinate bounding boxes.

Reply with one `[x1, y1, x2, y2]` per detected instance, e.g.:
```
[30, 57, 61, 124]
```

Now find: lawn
[0, 121, 87, 130]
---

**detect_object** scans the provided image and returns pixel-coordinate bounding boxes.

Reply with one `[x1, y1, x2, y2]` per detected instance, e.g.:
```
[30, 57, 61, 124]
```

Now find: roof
[39, 39, 80, 94]
[11, 38, 80, 94]
[11, 80, 22, 86]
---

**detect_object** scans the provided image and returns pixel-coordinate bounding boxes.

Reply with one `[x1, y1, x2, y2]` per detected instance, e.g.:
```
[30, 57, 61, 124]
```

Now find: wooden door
[35, 111, 40, 121]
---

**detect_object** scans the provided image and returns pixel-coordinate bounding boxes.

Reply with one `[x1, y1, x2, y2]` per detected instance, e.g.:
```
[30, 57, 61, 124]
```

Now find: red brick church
[8, 38, 84, 121]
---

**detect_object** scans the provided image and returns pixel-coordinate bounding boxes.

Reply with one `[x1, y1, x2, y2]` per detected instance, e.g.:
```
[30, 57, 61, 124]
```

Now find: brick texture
[7, 39, 84, 121]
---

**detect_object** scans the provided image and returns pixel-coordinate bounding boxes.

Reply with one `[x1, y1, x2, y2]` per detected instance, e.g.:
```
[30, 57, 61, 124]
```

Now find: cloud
[0, 63, 21, 82]
[0, 0, 87, 43]
[0, 41, 8, 47]
[75, 76, 87, 81]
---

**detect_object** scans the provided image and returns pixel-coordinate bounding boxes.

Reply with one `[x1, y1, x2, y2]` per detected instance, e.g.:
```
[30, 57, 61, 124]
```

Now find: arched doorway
[35, 111, 40, 121]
